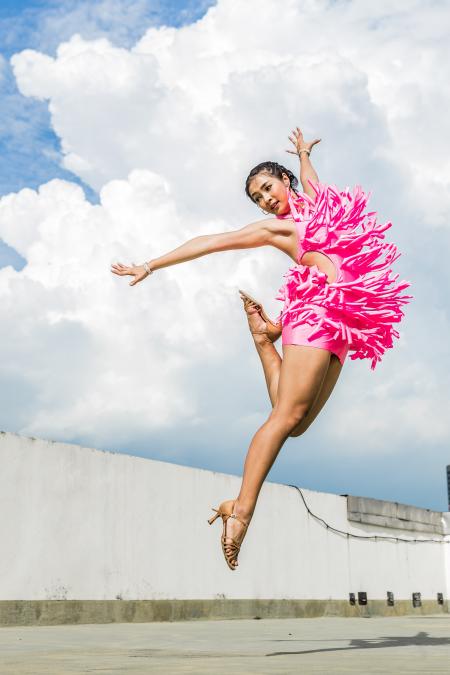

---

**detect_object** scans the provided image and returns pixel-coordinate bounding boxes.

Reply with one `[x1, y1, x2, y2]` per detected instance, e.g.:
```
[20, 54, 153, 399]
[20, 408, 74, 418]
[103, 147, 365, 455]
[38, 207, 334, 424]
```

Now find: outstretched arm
[286, 126, 321, 200]
[111, 219, 273, 286]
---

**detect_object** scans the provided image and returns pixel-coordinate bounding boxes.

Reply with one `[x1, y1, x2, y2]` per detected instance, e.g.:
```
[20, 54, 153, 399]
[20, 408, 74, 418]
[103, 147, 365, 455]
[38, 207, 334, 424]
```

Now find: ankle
[234, 499, 255, 521]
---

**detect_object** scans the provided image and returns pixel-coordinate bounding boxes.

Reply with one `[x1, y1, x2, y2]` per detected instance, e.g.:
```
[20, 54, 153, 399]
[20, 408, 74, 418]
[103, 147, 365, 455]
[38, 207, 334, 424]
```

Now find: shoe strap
[243, 298, 261, 312]
[222, 536, 241, 551]
[227, 513, 248, 528]
[215, 503, 249, 528]
[243, 298, 279, 328]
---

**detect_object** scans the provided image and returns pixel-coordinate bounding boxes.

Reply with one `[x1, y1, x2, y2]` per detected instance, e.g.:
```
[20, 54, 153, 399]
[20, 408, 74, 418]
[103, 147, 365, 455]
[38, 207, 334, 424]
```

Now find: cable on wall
[286, 484, 449, 545]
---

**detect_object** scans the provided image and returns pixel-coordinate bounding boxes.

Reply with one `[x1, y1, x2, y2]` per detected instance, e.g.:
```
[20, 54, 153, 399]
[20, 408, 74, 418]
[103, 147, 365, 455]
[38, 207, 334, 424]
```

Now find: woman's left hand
[111, 262, 149, 286]
[286, 126, 321, 156]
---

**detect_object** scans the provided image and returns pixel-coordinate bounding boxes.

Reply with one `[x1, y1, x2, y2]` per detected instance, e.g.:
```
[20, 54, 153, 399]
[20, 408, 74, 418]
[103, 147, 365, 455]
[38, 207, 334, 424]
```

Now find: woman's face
[248, 171, 291, 216]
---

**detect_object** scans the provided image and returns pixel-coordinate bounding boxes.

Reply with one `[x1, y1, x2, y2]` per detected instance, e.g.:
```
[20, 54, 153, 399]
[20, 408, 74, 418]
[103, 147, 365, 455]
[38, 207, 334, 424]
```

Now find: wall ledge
[347, 496, 446, 534]
[0, 599, 448, 626]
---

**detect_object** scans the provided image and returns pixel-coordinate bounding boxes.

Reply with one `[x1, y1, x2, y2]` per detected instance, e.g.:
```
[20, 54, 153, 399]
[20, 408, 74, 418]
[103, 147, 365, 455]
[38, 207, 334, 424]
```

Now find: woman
[111, 127, 411, 571]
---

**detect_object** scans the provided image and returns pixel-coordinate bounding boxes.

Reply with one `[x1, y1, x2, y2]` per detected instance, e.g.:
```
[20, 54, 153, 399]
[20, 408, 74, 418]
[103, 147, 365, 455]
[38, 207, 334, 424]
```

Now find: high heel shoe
[207, 499, 249, 570]
[239, 289, 282, 343]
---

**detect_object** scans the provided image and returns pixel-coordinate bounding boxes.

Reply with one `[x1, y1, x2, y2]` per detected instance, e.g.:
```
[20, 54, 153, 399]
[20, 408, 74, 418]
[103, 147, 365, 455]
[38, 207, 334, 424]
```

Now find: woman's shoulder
[264, 216, 296, 237]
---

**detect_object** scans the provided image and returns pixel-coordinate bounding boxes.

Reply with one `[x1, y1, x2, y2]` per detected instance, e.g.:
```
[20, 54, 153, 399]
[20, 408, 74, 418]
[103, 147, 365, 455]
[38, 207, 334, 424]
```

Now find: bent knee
[270, 407, 309, 436]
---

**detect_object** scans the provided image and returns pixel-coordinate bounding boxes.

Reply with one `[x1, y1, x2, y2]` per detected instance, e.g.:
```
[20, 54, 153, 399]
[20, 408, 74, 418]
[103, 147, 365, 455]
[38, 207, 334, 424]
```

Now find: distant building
[447, 465, 450, 510]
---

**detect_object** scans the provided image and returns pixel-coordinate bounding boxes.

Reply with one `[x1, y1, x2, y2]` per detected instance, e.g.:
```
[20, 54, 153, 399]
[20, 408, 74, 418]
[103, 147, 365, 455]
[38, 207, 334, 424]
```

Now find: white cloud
[327, 357, 450, 451]
[1, 0, 450, 507]
[1, 0, 213, 57]
[11, 0, 450, 225]
[0, 169, 275, 444]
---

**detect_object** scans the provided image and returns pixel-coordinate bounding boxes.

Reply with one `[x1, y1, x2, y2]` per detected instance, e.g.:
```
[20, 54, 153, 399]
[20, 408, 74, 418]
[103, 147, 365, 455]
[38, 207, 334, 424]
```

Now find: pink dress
[275, 182, 412, 370]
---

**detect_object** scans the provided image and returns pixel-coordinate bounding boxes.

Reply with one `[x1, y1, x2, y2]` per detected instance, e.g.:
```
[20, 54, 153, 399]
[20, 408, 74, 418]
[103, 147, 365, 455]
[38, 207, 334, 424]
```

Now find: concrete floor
[1, 615, 449, 674]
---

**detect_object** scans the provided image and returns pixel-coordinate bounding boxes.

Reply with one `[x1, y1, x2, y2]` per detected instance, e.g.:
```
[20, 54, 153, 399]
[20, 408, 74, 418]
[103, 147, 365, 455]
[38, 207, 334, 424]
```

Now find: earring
[261, 208, 270, 215]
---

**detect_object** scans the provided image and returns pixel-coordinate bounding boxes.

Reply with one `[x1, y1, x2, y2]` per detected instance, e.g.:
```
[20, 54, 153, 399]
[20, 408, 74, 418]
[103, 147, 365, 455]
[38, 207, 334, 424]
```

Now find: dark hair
[245, 161, 299, 202]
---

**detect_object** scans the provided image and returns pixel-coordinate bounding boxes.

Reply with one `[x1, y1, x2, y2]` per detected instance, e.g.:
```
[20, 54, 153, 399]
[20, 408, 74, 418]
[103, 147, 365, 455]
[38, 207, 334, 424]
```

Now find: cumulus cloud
[1, 0, 215, 57]
[1, 0, 449, 508]
[0, 170, 271, 443]
[0, 0, 215, 201]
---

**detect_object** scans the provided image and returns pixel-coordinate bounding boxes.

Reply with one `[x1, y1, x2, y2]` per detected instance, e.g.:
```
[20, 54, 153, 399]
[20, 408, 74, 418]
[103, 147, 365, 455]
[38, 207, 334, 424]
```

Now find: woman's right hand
[110, 262, 150, 286]
[286, 126, 321, 156]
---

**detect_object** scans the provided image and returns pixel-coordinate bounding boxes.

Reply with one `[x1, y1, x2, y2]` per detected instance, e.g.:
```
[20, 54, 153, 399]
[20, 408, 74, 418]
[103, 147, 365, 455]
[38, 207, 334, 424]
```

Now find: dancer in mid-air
[111, 127, 411, 570]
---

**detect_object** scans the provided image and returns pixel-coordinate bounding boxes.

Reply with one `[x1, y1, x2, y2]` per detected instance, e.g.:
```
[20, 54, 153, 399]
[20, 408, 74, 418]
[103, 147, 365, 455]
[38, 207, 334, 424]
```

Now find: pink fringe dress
[275, 182, 412, 370]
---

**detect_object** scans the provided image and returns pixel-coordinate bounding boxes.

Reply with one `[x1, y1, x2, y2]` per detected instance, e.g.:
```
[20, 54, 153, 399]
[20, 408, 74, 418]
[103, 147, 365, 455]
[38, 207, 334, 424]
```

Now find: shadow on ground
[267, 631, 450, 657]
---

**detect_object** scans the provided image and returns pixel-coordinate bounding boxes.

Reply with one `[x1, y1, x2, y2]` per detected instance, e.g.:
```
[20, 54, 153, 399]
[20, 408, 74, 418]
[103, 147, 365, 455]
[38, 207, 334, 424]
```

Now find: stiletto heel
[239, 289, 282, 342]
[207, 509, 221, 525]
[207, 499, 249, 570]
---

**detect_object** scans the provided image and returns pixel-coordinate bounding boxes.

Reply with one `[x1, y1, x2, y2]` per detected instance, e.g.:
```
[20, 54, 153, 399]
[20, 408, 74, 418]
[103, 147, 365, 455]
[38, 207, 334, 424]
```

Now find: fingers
[129, 275, 144, 287]
[287, 127, 305, 150]
[289, 127, 303, 139]
[111, 261, 148, 287]
[111, 267, 128, 276]
[289, 127, 318, 142]
[111, 262, 132, 276]
[285, 129, 322, 155]
[130, 272, 148, 286]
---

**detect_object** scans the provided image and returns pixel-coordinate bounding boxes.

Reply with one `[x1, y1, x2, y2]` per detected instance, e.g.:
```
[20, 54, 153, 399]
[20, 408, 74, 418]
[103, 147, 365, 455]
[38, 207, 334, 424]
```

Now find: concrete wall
[0, 432, 448, 624]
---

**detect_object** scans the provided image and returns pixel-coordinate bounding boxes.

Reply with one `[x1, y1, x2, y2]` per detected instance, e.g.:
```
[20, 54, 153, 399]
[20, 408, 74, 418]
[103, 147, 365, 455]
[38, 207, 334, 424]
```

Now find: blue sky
[0, 0, 215, 268]
[1, 0, 449, 513]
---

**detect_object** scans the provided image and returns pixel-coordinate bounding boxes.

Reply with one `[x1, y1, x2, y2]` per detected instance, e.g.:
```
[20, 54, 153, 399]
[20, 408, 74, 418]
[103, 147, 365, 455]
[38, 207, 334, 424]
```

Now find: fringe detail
[276, 182, 413, 370]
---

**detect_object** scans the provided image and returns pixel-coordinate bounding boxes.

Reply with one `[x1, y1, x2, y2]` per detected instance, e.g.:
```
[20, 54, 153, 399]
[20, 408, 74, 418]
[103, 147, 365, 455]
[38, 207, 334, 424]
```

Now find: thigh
[272, 345, 332, 421]
[289, 353, 343, 436]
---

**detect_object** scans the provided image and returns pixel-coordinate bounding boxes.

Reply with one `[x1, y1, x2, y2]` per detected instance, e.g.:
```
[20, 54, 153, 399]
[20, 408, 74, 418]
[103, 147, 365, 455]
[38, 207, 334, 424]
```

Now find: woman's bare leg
[253, 338, 282, 407]
[289, 352, 343, 436]
[248, 307, 343, 432]
[243, 301, 282, 407]
[224, 345, 332, 566]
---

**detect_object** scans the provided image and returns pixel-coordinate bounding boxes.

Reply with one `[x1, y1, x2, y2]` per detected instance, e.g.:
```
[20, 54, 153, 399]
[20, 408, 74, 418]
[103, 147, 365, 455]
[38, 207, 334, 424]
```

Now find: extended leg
[224, 346, 331, 566]
[255, 336, 342, 436]
[242, 300, 342, 419]
[253, 338, 282, 407]
[241, 297, 282, 407]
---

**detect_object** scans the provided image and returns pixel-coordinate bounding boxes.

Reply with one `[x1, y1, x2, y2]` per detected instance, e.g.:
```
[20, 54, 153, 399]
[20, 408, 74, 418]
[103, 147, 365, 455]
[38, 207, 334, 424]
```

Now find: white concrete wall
[0, 432, 448, 602]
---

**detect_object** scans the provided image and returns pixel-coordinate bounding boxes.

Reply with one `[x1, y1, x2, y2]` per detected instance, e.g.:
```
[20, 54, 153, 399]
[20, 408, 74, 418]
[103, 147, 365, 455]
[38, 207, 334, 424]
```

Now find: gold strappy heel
[239, 289, 282, 343]
[207, 499, 249, 570]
